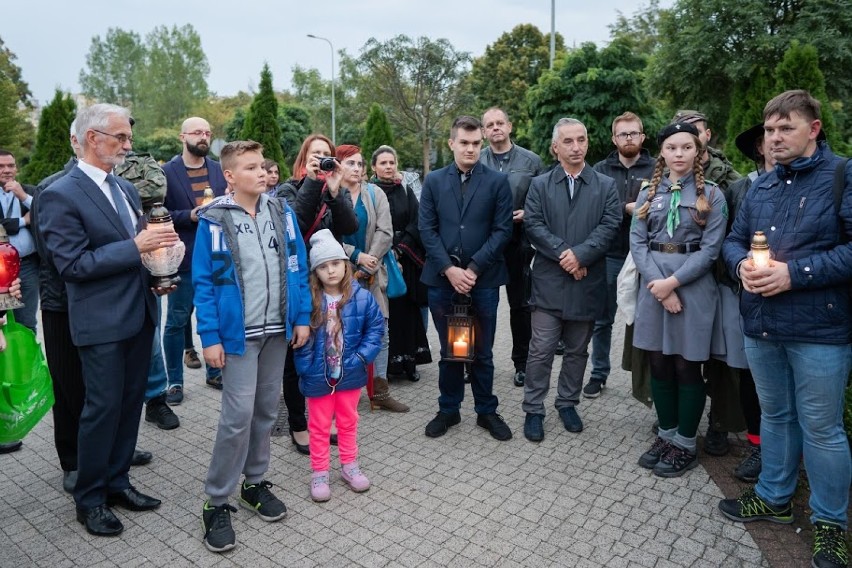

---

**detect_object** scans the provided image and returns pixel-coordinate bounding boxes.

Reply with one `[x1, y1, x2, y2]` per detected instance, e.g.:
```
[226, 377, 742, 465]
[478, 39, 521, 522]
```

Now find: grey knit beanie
[309, 229, 348, 270]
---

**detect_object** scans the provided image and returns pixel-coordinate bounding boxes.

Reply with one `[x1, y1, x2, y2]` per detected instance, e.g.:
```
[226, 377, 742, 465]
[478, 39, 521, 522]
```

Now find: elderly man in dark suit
[419, 115, 514, 441]
[39, 103, 178, 537]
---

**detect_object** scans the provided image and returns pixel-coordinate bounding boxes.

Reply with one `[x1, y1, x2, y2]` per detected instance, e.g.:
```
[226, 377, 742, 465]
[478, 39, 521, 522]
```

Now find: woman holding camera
[276, 134, 360, 454]
[369, 145, 431, 382]
[336, 143, 409, 413]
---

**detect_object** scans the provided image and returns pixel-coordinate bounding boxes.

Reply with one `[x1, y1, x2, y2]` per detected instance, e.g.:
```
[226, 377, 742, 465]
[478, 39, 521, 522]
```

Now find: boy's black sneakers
[202, 501, 237, 553]
[239, 480, 287, 522]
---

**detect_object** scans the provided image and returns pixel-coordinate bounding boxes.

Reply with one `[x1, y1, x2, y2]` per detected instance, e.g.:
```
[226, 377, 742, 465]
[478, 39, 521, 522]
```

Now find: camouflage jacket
[115, 152, 167, 213]
[703, 146, 741, 191]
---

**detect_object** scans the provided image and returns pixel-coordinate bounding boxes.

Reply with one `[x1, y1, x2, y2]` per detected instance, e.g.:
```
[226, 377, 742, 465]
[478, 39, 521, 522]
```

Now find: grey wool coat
[524, 164, 621, 320]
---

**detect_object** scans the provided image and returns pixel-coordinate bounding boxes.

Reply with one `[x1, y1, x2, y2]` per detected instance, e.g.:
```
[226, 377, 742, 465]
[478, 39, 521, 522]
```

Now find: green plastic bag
[0, 312, 54, 443]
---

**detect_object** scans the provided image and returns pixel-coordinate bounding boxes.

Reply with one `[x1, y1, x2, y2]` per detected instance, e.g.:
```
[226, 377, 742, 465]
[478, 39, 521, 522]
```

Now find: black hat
[734, 123, 765, 163]
[735, 122, 827, 164]
[657, 122, 700, 147]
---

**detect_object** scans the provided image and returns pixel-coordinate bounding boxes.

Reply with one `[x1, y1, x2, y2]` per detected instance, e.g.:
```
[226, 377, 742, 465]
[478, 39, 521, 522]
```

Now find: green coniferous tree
[241, 63, 285, 167]
[20, 90, 76, 184]
[361, 103, 395, 170]
[773, 41, 845, 154]
[724, 68, 775, 173]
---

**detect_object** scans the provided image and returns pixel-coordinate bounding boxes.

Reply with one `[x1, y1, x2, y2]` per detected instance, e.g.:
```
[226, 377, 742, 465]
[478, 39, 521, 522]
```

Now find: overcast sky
[6, 0, 670, 106]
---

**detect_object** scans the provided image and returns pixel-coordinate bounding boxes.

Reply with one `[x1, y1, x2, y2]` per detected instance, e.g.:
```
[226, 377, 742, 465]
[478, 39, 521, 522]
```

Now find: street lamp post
[550, 0, 555, 69]
[307, 34, 336, 145]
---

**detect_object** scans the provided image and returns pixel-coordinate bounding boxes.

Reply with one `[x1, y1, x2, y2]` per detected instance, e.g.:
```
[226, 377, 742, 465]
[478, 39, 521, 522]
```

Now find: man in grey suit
[419, 115, 514, 441]
[521, 118, 621, 442]
[39, 103, 178, 537]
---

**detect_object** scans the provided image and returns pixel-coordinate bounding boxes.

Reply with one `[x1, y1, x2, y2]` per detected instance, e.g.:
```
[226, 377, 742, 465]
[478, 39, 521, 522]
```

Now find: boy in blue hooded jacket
[192, 141, 311, 553]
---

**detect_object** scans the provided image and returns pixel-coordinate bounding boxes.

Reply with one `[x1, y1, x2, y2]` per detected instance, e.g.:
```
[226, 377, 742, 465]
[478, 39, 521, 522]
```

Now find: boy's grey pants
[205, 334, 288, 504]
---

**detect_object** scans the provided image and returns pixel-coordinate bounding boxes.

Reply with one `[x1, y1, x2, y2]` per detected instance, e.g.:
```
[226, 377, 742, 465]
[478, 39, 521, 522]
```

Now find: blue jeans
[163, 269, 220, 386]
[428, 286, 499, 415]
[744, 336, 851, 528]
[146, 296, 168, 401]
[589, 256, 622, 383]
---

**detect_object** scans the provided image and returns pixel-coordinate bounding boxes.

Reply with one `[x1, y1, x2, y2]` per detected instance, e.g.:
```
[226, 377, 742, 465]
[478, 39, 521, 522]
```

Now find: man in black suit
[38, 103, 178, 537]
[419, 115, 514, 440]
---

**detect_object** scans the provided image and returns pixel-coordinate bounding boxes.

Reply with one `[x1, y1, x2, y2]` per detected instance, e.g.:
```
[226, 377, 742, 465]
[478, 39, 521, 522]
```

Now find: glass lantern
[0, 224, 23, 311]
[140, 202, 185, 288]
[445, 293, 475, 363]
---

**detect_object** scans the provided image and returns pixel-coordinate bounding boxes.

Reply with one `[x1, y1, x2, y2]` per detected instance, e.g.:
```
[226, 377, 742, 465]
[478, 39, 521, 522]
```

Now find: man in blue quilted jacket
[719, 90, 852, 568]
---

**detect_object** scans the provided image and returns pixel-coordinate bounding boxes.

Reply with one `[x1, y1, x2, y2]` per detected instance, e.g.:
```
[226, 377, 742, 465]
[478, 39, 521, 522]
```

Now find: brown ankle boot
[370, 377, 409, 412]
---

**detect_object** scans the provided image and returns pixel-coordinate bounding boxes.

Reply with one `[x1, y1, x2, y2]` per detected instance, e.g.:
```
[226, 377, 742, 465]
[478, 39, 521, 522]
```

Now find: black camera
[317, 157, 337, 171]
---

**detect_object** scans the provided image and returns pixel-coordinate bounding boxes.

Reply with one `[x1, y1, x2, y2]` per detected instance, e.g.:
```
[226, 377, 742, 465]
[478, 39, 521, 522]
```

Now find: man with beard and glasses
[162, 117, 227, 405]
[583, 112, 655, 399]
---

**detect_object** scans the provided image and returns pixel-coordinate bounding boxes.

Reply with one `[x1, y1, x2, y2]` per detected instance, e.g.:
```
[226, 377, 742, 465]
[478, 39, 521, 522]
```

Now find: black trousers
[504, 240, 533, 372]
[74, 319, 154, 509]
[42, 310, 85, 472]
[281, 347, 307, 432]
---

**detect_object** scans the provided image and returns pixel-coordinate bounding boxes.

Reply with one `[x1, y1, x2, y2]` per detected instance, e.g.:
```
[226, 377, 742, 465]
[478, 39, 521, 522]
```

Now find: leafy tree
[80, 25, 209, 136]
[361, 103, 394, 169]
[469, 24, 564, 148]
[724, 67, 775, 172]
[191, 91, 252, 140]
[79, 28, 146, 109]
[0, 76, 31, 158]
[135, 25, 210, 134]
[608, 0, 665, 57]
[278, 103, 311, 177]
[774, 41, 844, 152]
[526, 39, 656, 164]
[356, 35, 472, 173]
[646, 0, 852, 141]
[224, 107, 246, 142]
[20, 90, 76, 184]
[133, 128, 182, 162]
[290, 65, 333, 136]
[0, 36, 32, 107]
[241, 64, 285, 166]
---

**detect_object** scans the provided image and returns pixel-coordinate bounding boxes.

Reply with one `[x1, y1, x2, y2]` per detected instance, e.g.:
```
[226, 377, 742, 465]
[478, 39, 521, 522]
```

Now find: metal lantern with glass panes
[445, 293, 475, 363]
[140, 202, 185, 288]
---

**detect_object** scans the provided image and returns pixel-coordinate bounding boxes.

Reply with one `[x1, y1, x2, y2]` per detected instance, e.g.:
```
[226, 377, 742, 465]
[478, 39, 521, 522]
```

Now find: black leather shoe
[106, 486, 162, 511]
[513, 371, 526, 387]
[289, 429, 310, 455]
[329, 433, 338, 446]
[63, 470, 78, 493]
[77, 504, 123, 536]
[131, 449, 153, 467]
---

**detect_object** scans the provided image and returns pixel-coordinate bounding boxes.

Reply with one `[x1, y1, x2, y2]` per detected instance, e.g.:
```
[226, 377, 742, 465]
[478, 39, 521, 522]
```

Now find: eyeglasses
[343, 160, 365, 169]
[615, 131, 643, 140]
[92, 129, 133, 144]
[183, 129, 212, 137]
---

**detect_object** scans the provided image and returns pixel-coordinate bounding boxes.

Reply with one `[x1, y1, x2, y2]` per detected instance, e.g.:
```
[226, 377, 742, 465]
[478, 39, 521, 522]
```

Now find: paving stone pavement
[0, 292, 769, 567]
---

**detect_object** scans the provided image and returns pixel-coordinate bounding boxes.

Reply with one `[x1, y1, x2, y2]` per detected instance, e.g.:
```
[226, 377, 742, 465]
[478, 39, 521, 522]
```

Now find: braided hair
[635, 155, 666, 220]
